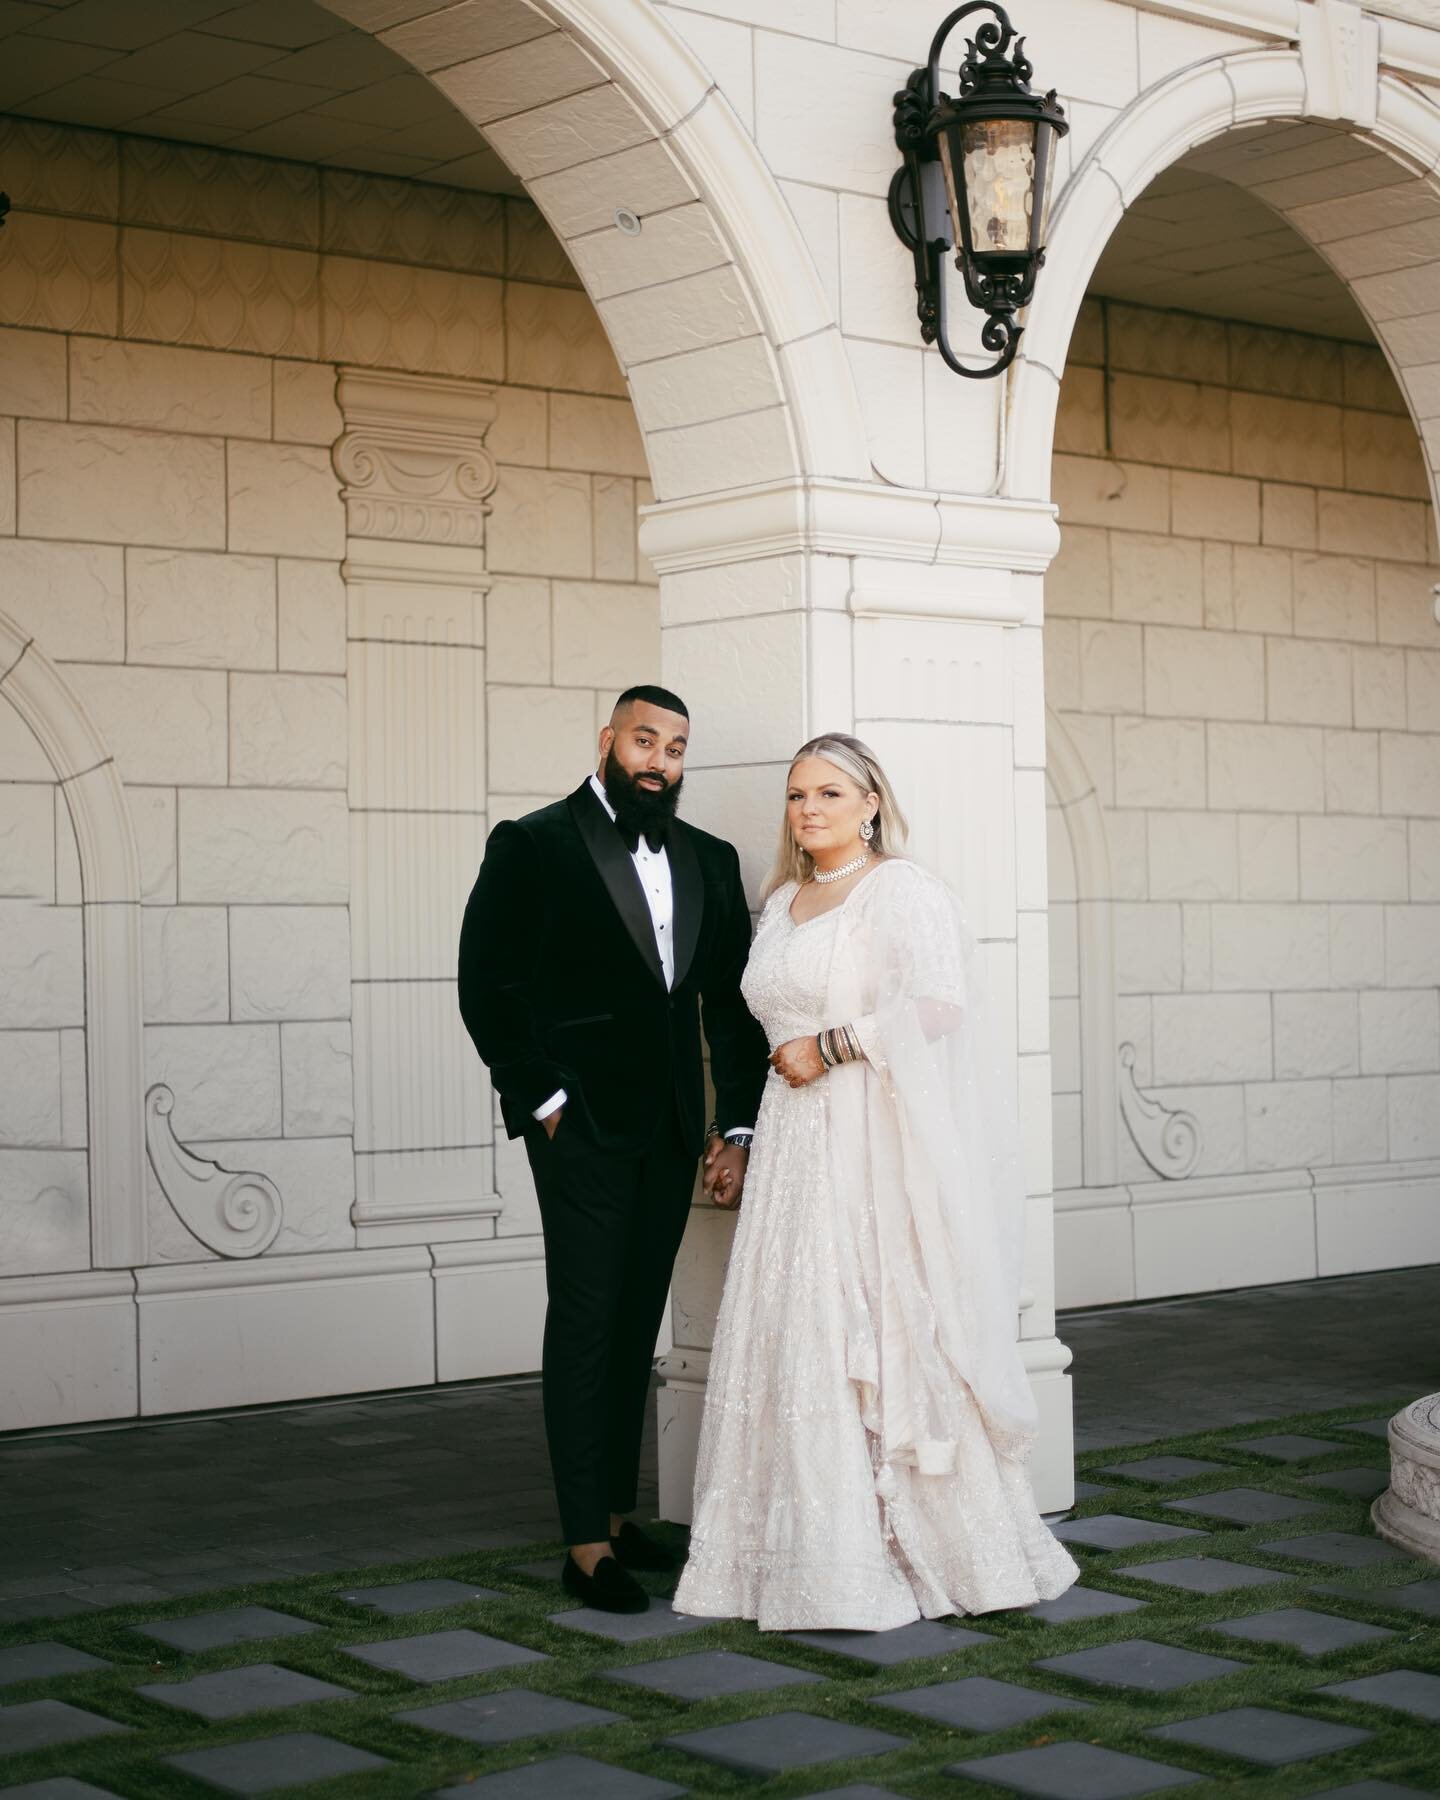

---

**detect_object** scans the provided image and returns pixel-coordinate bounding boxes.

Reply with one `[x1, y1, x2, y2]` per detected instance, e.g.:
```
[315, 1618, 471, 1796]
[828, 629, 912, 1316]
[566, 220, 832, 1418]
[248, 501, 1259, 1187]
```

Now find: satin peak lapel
[567, 783, 667, 989]
[668, 822, 703, 991]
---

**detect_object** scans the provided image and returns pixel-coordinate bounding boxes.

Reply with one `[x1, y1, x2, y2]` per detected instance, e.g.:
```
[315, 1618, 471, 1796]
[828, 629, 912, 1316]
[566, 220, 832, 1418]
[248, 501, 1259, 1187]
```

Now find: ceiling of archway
[0, 3, 1396, 350]
[1088, 135, 1372, 344]
[0, 0, 522, 192]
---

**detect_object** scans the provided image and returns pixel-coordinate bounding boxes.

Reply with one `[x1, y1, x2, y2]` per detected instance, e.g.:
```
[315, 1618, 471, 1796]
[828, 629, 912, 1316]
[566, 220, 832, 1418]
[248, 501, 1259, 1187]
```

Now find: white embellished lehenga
[673, 858, 1079, 1630]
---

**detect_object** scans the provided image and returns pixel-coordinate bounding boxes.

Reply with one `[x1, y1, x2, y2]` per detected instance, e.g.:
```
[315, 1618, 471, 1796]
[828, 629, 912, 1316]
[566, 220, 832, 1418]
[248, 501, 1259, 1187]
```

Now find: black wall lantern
[889, 3, 1068, 379]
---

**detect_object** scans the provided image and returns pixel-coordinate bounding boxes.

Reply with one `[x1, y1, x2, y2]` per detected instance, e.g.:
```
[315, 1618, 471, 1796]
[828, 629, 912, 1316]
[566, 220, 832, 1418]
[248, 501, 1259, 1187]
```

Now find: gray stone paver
[0, 1699, 130, 1755]
[786, 1620, 991, 1663]
[163, 1731, 390, 1793]
[1164, 1488, 1325, 1525]
[605, 1649, 820, 1699]
[434, 1755, 686, 1800]
[1025, 1587, 1148, 1625]
[875, 1674, 1093, 1731]
[343, 1627, 547, 1683]
[512, 1558, 567, 1582]
[805, 1789, 906, 1800]
[551, 1601, 713, 1644]
[398, 1689, 623, 1745]
[1241, 1434, 1348, 1461]
[1052, 1515, 1206, 1550]
[1037, 1638, 1247, 1691]
[341, 1578, 502, 1614]
[1336, 1421, 1393, 1440]
[661, 1710, 908, 1774]
[1299, 1469, 1390, 1498]
[0, 1642, 109, 1686]
[1318, 1670, 1440, 1722]
[1211, 1607, 1397, 1655]
[133, 1604, 320, 1652]
[1118, 1557, 1279, 1593]
[0, 1782, 122, 1798]
[1263, 1531, 1414, 1568]
[1321, 1578, 1440, 1615]
[1099, 1457, 1229, 1484]
[137, 1661, 353, 1719]
[949, 1742, 1202, 1797]
[1148, 1705, 1373, 1764]
[1071, 1482, 1115, 1500]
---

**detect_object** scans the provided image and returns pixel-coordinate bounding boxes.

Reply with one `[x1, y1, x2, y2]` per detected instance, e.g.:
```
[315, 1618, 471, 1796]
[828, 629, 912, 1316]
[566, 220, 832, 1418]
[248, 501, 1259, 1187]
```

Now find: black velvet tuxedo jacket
[458, 780, 770, 1158]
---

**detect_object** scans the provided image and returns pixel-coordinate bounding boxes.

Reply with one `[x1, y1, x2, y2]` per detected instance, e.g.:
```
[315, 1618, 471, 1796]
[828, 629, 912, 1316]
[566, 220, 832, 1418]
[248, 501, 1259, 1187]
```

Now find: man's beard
[603, 747, 683, 840]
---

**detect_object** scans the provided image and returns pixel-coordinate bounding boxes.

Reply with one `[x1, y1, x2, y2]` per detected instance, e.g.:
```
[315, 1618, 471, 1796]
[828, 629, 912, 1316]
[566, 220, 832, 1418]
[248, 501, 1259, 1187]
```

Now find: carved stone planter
[1371, 1393, 1440, 1565]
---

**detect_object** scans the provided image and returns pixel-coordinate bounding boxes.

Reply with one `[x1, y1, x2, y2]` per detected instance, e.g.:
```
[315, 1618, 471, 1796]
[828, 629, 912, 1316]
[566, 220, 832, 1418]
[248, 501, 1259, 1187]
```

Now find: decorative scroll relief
[1299, 0, 1380, 128]
[145, 1084, 282, 1258]
[333, 367, 498, 549]
[1117, 1043, 1201, 1181]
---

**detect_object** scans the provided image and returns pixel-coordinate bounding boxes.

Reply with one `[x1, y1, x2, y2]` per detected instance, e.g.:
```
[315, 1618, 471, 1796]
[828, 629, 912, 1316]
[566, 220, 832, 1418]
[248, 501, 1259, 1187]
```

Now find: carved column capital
[333, 367, 498, 549]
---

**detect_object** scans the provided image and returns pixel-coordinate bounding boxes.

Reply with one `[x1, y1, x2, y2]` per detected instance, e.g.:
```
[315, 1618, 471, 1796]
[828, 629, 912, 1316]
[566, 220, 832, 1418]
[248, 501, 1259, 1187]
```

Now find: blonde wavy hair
[761, 734, 909, 900]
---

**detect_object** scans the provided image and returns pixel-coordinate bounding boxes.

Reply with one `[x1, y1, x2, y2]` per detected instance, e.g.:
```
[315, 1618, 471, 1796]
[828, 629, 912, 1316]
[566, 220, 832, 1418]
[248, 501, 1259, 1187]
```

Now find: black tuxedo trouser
[524, 1108, 697, 1544]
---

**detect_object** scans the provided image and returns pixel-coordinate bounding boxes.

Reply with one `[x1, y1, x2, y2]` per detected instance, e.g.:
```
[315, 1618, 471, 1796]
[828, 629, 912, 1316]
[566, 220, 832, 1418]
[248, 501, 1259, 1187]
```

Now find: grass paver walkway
[0, 1403, 1435, 1798]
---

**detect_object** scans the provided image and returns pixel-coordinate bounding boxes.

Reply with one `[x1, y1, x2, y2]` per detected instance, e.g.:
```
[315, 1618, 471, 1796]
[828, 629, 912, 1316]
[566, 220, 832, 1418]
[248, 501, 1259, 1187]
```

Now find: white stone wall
[0, 116, 654, 1324]
[1045, 299, 1440, 1304]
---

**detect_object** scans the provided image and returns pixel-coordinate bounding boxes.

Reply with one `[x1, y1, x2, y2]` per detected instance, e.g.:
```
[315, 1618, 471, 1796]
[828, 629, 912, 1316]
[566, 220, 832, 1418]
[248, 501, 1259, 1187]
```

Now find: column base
[1371, 1394, 1440, 1566]
[656, 1348, 709, 1525]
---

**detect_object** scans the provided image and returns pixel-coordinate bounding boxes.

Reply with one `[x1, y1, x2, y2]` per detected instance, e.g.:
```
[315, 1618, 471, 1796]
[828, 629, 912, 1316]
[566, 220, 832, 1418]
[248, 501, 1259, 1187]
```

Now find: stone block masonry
[0, 114, 661, 1429]
[1046, 299, 1440, 1304]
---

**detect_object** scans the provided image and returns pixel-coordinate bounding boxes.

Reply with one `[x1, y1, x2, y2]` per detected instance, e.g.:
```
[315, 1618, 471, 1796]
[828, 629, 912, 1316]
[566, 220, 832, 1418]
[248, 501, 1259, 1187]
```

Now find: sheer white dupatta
[825, 858, 1037, 1494]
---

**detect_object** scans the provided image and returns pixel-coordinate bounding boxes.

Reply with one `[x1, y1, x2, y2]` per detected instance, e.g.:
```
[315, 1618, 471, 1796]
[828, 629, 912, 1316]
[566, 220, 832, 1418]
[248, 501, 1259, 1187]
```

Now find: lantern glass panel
[941, 116, 1037, 257]
[1030, 118, 1058, 253]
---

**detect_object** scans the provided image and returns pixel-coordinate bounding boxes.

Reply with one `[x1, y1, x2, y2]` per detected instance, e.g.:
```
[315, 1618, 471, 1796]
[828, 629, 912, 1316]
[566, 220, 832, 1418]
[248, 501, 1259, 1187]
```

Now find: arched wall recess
[1006, 43, 1440, 508]
[0, 614, 146, 1269]
[1045, 707, 1118, 1191]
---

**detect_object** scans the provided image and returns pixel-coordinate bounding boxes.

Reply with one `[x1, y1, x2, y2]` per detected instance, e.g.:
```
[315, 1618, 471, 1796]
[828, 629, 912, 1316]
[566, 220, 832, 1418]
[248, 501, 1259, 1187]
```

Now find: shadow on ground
[0, 1403, 1437, 1797]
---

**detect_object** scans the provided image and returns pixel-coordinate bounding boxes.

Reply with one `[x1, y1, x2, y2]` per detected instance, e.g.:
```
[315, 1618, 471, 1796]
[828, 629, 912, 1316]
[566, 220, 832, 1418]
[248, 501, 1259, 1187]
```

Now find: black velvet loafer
[561, 1552, 649, 1613]
[610, 1519, 677, 1572]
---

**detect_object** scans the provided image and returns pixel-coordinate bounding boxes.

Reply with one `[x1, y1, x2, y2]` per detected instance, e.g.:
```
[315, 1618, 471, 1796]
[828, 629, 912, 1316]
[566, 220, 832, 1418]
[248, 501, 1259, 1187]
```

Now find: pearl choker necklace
[812, 850, 871, 885]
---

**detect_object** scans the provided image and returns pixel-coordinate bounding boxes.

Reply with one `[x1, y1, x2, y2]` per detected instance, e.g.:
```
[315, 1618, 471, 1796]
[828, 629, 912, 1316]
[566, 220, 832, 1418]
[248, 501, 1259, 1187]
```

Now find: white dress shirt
[533, 774, 752, 1141]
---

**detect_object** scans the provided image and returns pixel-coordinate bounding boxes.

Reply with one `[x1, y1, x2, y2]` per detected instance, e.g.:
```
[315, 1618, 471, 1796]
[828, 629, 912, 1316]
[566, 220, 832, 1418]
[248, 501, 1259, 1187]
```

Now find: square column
[645, 476, 1075, 1516]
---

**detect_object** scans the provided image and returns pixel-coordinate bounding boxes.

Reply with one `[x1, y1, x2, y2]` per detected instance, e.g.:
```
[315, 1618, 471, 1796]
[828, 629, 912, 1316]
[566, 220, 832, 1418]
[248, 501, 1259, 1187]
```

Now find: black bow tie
[618, 821, 667, 855]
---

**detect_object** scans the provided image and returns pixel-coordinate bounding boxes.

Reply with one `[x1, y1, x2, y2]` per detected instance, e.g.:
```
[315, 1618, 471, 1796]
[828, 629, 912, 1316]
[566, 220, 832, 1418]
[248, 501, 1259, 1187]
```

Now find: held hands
[703, 1136, 749, 1211]
[770, 1036, 826, 1088]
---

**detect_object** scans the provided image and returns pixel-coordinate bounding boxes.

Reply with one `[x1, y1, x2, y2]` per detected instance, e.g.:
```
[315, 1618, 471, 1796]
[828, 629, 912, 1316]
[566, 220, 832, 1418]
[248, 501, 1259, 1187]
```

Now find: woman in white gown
[673, 734, 1078, 1631]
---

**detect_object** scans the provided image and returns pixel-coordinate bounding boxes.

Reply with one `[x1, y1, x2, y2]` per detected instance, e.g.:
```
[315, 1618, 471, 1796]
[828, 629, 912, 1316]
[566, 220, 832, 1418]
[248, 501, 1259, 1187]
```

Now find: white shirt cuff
[723, 1127, 754, 1141]
[534, 1089, 567, 1121]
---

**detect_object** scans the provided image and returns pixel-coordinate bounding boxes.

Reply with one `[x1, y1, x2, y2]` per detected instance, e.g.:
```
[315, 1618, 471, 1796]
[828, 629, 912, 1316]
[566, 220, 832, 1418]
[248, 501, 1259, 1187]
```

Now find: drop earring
[860, 818, 874, 842]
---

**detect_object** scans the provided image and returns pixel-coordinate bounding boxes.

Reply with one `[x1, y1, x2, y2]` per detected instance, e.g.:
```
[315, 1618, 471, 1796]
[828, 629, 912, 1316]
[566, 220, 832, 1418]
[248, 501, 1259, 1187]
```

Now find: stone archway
[1016, 26, 1440, 1306]
[317, 0, 871, 501]
[314, 0, 1078, 1507]
[1006, 42, 1440, 508]
[0, 614, 145, 1270]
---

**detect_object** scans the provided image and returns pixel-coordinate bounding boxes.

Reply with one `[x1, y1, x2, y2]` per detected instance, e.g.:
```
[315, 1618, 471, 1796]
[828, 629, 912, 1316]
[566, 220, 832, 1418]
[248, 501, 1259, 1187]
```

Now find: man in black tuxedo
[458, 685, 769, 1612]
